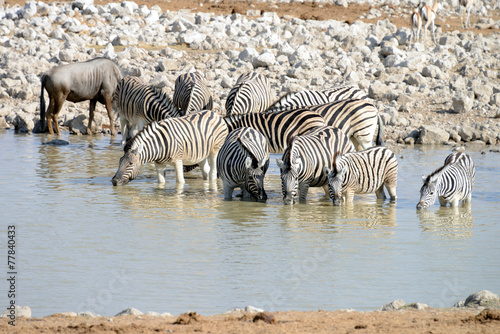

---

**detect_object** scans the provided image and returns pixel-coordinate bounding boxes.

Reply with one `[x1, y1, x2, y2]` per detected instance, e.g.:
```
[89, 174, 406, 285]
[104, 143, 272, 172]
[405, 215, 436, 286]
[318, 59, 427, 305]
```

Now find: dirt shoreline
[2, 308, 500, 333]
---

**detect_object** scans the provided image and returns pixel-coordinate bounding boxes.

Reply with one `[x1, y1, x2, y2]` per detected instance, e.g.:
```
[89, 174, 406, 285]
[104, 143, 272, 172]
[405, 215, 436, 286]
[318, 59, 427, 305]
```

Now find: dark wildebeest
[40, 58, 122, 135]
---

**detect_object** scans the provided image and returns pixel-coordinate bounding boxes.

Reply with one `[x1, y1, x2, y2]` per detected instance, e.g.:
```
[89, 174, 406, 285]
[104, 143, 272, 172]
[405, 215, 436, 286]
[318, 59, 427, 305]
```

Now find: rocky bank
[0, 0, 499, 145]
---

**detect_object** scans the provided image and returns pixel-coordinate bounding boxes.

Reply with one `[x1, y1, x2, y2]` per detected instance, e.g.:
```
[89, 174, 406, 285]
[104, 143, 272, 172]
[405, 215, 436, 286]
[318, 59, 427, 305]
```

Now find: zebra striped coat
[266, 86, 368, 112]
[417, 151, 475, 209]
[323, 147, 398, 206]
[268, 99, 383, 151]
[111, 110, 228, 186]
[276, 126, 355, 205]
[113, 76, 182, 145]
[225, 71, 272, 116]
[217, 127, 270, 202]
[173, 72, 213, 114]
[224, 109, 326, 154]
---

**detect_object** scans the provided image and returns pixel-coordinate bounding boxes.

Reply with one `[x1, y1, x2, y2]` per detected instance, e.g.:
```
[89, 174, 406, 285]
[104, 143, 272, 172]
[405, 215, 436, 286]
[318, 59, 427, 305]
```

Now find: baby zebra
[111, 110, 228, 187]
[323, 147, 398, 206]
[277, 126, 355, 205]
[217, 127, 270, 202]
[417, 151, 475, 209]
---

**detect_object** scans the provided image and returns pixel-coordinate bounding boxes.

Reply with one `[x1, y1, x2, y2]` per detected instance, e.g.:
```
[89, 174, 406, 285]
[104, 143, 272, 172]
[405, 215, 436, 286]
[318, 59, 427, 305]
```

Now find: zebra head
[244, 157, 268, 202]
[324, 154, 347, 206]
[417, 173, 440, 209]
[276, 157, 300, 205]
[112, 142, 144, 186]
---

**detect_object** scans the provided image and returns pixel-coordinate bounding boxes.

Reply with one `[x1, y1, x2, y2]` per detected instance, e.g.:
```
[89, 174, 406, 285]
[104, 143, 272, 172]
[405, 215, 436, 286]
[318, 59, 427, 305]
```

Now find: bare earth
[2, 0, 500, 332]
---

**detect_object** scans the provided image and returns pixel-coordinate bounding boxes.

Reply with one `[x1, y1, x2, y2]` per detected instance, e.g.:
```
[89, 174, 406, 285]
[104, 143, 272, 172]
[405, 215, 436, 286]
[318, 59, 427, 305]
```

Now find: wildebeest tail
[40, 74, 47, 132]
[376, 114, 385, 146]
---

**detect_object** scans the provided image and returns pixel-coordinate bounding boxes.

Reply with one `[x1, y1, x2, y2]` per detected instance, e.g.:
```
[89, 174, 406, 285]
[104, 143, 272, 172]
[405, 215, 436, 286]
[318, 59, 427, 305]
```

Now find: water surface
[0, 130, 499, 317]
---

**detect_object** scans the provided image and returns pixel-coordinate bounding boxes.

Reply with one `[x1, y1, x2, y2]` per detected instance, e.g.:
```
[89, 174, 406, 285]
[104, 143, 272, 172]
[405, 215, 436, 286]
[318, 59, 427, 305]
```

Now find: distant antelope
[459, 0, 475, 29]
[409, 7, 422, 46]
[420, 0, 439, 44]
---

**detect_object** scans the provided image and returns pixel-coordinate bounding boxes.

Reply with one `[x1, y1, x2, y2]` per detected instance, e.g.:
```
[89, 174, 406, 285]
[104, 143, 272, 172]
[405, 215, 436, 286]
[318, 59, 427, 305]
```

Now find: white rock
[253, 52, 276, 68]
[115, 307, 143, 316]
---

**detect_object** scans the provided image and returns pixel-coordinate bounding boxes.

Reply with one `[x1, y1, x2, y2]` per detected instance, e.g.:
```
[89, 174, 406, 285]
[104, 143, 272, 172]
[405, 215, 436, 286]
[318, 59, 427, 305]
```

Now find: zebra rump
[276, 125, 355, 205]
[111, 110, 228, 186]
[323, 146, 398, 206]
[266, 85, 368, 112]
[224, 109, 326, 154]
[173, 72, 213, 114]
[113, 76, 182, 145]
[225, 71, 272, 116]
[217, 127, 270, 202]
[417, 151, 475, 209]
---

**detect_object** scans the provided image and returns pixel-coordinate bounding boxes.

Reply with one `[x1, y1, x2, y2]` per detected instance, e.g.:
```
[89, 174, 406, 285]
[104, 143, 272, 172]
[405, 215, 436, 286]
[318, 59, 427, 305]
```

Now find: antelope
[420, 0, 439, 44]
[459, 0, 475, 29]
[409, 7, 423, 46]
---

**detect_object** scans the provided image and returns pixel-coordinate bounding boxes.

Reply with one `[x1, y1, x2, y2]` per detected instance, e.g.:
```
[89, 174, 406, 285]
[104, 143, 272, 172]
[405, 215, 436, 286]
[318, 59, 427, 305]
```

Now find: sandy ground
[1, 308, 500, 333]
[2, 0, 500, 332]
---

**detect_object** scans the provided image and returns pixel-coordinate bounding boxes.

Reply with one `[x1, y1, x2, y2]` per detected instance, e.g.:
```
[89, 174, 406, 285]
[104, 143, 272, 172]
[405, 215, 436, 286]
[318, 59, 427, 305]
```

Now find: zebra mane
[123, 121, 158, 152]
[424, 153, 458, 185]
[332, 151, 343, 173]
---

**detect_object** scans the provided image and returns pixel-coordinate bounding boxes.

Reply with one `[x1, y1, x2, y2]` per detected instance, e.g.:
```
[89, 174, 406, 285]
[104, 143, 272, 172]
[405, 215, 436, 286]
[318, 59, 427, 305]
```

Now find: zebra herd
[107, 69, 475, 209]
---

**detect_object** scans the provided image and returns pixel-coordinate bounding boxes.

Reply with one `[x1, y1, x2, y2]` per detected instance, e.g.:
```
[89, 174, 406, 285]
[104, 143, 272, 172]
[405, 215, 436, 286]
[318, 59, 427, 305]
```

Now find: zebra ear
[421, 174, 427, 183]
[276, 158, 284, 169]
[323, 166, 331, 176]
[245, 157, 252, 169]
[132, 142, 144, 156]
[257, 158, 267, 168]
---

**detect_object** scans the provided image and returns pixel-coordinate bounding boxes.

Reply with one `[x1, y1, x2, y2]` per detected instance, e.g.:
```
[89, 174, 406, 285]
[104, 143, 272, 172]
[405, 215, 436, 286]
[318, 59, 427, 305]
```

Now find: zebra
[173, 72, 213, 114]
[323, 146, 398, 206]
[416, 151, 475, 209]
[113, 76, 182, 145]
[276, 126, 355, 205]
[225, 71, 273, 116]
[217, 127, 270, 202]
[223, 109, 326, 154]
[111, 110, 228, 186]
[268, 99, 383, 151]
[266, 86, 368, 112]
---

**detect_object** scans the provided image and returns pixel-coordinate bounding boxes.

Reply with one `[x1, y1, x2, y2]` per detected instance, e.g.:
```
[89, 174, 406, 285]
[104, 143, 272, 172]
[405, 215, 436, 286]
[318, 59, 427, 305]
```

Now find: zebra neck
[133, 127, 168, 164]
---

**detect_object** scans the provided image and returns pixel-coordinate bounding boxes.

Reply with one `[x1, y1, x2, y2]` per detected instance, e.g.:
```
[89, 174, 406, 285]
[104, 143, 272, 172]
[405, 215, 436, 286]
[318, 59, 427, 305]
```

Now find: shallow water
[0, 130, 499, 317]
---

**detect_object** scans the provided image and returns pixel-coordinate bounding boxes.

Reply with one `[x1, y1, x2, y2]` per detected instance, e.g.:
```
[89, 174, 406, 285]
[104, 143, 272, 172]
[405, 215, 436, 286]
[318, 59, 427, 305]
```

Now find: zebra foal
[113, 76, 182, 145]
[323, 147, 398, 206]
[225, 71, 272, 116]
[217, 127, 270, 202]
[173, 72, 213, 114]
[111, 110, 228, 186]
[266, 85, 368, 112]
[224, 109, 326, 154]
[417, 151, 475, 209]
[276, 126, 355, 205]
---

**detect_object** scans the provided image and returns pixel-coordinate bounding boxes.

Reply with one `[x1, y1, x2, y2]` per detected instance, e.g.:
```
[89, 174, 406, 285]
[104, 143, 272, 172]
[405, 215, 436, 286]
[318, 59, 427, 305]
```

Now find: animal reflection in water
[417, 206, 474, 239]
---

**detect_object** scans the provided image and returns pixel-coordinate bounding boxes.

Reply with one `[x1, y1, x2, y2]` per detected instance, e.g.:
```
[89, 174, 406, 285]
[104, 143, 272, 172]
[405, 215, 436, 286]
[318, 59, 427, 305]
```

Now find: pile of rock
[0, 0, 499, 145]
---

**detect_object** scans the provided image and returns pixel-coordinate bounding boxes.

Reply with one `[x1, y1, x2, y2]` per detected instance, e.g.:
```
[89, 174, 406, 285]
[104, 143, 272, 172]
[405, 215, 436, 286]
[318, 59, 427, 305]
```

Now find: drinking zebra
[225, 71, 273, 116]
[173, 72, 213, 114]
[323, 147, 398, 206]
[111, 110, 228, 186]
[113, 76, 182, 145]
[266, 86, 368, 112]
[217, 127, 270, 202]
[267, 99, 383, 151]
[416, 151, 475, 209]
[224, 109, 326, 154]
[276, 126, 355, 205]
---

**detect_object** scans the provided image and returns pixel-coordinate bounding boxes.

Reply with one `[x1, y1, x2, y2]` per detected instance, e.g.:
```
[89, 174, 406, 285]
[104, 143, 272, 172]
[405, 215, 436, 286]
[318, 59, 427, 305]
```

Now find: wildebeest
[40, 58, 122, 135]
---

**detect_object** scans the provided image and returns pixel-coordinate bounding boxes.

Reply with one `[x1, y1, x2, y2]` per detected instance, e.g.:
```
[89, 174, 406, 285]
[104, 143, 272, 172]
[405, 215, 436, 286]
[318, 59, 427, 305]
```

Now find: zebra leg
[298, 183, 310, 203]
[155, 163, 167, 184]
[222, 180, 235, 200]
[208, 152, 219, 181]
[322, 184, 329, 197]
[120, 118, 128, 146]
[375, 185, 387, 199]
[386, 184, 398, 202]
[173, 159, 185, 184]
[438, 196, 448, 207]
[344, 191, 355, 203]
[198, 158, 210, 180]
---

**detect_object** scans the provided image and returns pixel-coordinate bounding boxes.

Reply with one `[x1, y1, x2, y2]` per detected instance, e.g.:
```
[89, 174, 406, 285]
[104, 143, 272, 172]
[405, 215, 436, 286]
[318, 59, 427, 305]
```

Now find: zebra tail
[40, 74, 47, 132]
[376, 114, 385, 146]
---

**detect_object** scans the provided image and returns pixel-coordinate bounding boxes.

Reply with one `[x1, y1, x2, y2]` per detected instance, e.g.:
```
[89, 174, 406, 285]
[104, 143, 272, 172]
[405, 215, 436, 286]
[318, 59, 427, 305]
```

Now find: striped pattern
[224, 109, 326, 154]
[266, 86, 368, 112]
[307, 99, 382, 150]
[111, 110, 228, 186]
[225, 71, 272, 116]
[113, 76, 182, 145]
[324, 147, 398, 205]
[417, 151, 475, 209]
[217, 127, 270, 201]
[276, 126, 355, 205]
[173, 72, 213, 114]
